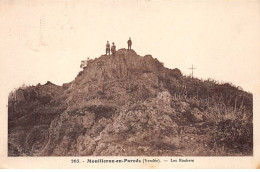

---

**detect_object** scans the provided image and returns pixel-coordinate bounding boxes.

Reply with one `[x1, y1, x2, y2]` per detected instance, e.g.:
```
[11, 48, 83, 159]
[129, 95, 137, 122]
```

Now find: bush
[210, 119, 253, 155]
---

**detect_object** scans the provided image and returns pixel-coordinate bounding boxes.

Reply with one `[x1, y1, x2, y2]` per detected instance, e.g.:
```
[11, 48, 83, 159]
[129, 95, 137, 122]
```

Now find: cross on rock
[188, 64, 196, 78]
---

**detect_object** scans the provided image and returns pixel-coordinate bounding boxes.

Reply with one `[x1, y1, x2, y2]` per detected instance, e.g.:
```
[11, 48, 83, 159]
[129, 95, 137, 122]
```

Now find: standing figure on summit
[127, 37, 132, 50]
[111, 42, 116, 56]
[106, 41, 110, 55]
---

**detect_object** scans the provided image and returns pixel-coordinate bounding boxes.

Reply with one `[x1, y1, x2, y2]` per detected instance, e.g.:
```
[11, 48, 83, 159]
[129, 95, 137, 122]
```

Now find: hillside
[8, 49, 253, 156]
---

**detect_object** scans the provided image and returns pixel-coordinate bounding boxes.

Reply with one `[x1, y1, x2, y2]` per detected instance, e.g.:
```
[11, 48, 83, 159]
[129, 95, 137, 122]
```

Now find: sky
[0, 0, 259, 94]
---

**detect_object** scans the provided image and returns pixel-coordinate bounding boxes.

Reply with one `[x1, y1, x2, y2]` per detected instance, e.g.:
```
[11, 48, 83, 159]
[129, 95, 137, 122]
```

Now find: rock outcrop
[8, 49, 253, 156]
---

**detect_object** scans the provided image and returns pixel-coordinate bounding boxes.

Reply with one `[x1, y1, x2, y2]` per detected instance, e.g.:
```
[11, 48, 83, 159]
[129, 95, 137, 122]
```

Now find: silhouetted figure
[127, 38, 132, 50]
[106, 41, 110, 55]
[111, 42, 116, 56]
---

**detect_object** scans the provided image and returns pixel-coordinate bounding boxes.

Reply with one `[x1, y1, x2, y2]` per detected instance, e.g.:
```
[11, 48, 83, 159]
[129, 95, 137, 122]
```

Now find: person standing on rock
[127, 37, 132, 50]
[111, 42, 116, 56]
[106, 41, 110, 55]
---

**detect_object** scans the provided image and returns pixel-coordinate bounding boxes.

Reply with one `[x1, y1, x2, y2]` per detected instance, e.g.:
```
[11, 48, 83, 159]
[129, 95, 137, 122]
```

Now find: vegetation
[169, 76, 253, 155]
[8, 49, 253, 156]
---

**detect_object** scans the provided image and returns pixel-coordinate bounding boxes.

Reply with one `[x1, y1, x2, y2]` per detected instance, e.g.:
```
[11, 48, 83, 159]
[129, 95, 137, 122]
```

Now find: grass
[171, 82, 253, 155]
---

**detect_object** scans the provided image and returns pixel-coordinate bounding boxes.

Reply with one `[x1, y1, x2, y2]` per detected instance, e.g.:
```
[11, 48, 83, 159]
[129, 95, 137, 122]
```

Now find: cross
[188, 64, 196, 78]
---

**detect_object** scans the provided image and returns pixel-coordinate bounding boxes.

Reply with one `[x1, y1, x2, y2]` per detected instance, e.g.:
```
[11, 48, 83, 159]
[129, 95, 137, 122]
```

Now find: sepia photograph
[0, 0, 260, 169]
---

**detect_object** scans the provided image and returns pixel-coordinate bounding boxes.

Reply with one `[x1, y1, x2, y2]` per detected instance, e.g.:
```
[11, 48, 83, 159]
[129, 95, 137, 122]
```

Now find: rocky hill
[8, 49, 253, 156]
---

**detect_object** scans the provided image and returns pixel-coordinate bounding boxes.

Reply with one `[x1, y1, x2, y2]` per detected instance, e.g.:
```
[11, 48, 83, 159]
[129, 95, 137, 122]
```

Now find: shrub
[209, 119, 253, 155]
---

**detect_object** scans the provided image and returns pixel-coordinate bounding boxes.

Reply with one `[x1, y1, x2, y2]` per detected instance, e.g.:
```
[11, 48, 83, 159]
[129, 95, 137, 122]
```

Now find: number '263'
[71, 159, 80, 163]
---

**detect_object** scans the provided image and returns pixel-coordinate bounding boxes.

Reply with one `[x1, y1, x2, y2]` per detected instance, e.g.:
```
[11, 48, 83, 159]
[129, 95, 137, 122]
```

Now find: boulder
[191, 108, 204, 122]
[175, 101, 191, 114]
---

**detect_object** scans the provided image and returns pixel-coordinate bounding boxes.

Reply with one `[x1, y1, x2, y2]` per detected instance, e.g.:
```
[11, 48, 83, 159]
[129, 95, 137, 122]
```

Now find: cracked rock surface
[8, 49, 253, 156]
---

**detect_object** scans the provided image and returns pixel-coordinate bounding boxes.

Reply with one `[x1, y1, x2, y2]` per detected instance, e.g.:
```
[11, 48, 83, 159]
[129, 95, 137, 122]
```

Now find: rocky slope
[8, 49, 253, 156]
